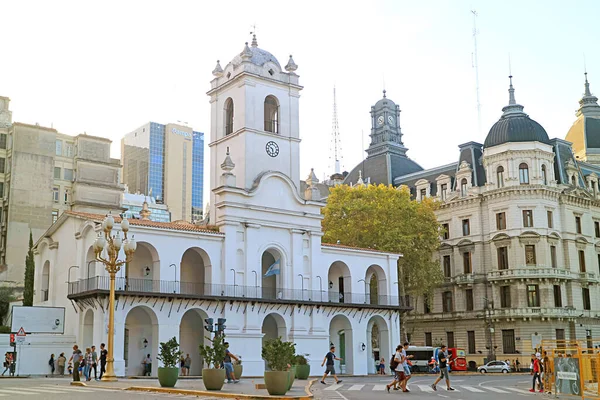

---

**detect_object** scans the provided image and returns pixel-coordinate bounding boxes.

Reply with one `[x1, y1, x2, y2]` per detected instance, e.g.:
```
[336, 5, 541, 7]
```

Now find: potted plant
[157, 337, 183, 388]
[262, 337, 296, 395]
[233, 356, 243, 379]
[294, 354, 310, 379]
[199, 334, 227, 390]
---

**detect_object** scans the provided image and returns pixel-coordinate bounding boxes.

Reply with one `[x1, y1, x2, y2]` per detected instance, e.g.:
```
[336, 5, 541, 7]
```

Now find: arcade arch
[328, 261, 352, 303]
[329, 314, 353, 374]
[124, 306, 158, 376]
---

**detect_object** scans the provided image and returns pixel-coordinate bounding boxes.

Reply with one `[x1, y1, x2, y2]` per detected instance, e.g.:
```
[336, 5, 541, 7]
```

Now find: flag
[264, 259, 281, 277]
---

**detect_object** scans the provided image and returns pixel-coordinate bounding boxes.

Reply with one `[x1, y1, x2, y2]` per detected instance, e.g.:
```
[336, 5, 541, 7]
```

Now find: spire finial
[585, 72, 592, 97]
[383, 89, 387, 98]
[508, 75, 516, 105]
[250, 24, 258, 47]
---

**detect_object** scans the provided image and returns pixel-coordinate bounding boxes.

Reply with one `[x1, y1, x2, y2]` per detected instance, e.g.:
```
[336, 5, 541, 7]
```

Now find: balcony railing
[490, 307, 578, 319]
[487, 267, 573, 281]
[68, 276, 406, 308]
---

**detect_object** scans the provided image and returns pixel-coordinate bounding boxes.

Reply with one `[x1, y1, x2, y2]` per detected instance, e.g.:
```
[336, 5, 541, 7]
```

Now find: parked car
[477, 360, 511, 373]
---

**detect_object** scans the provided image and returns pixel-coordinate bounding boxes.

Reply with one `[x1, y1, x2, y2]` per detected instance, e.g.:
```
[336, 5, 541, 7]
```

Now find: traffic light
[9, 334, 15, 347]
[217, 318, 227, 333]
[204, 318, 214, 332]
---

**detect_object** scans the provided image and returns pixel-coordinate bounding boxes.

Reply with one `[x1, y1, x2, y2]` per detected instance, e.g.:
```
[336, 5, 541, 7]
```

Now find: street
[311, 373, 543, 400]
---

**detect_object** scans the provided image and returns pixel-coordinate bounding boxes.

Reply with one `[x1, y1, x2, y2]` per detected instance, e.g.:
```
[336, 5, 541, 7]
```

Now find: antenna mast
[330, 86, 343, 174]
[472, 10, 482, 135]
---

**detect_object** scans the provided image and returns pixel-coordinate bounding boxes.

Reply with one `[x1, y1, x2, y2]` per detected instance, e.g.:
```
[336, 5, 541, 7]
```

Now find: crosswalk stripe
[324, 384, 344, 391]
[348, 385, 364, 391]
[372, 385, 387, 391]
[484, 387, 510, 393]
[417, 384, 435, 393]
[505, 387, 534, 394]
[460, 386, 485, 393]
[445, 387, 460, 392]
[0, 389, 33, 395]
[6, 387, 69, 394]
[39, 385, 97, 392]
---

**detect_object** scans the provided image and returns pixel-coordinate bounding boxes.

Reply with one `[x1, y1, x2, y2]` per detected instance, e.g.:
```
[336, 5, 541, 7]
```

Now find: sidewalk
[78, 377, 314, 399]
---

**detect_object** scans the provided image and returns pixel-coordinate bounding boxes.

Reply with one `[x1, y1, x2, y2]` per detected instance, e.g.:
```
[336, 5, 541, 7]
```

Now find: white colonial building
[33, 35, 404, 377]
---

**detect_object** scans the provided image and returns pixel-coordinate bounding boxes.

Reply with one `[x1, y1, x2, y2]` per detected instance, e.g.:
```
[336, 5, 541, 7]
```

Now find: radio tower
[330, 86, 343, 175]
[472, 10, 482, 135]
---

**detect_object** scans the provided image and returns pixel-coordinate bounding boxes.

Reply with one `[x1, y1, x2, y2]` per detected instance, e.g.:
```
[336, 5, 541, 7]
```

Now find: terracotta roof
[64, 211, 223, 235]
[321, 242, 401, 256]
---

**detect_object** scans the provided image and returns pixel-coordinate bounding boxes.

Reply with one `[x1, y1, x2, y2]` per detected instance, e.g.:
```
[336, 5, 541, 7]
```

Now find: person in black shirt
[431, 345, 454, 391]
[99, 343, 108, 380]
[320, 346, 343, 385]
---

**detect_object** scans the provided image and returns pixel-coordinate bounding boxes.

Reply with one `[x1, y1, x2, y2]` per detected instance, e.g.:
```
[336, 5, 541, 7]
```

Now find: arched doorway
[125, 242, 159, 292]
[179, 309, 210, 376]
[366, 264, 387, 305]
[180, 248, 211, 295]
[124, 306, 158, 376]
[262, 313, 287, 343]
[82, 309, 94, 349]
[261, 249, 283, 300]
[328, 261, 351, 304]
[329, 314, 353, 374]
[367, 315, 390, 374]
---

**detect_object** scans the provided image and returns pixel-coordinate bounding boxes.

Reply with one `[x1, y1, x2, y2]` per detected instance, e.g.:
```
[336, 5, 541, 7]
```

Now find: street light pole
[230, 269, 236, 296]
[93, 214, 136, 382]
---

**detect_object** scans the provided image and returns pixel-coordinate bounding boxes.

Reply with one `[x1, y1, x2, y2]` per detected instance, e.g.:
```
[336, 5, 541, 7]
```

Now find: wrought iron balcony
[487, 267, 573, 282]
[67, 276, 409, 310]
[490, 307, 578, 320]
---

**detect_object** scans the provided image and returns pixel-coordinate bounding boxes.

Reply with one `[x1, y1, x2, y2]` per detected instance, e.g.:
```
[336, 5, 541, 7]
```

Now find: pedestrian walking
[320, 345, 343, 385]
[48, 354, 55, 375]
[516, 359, 520, 372]
[184, 354, 192, 376]
[99, 343, 107, 380]
[57, 353, 67, 375]
[180, 356, 185, 376]
[223, 342, 240, 383]
[83, 347, 93, 381]
[530, 353, 543, 393]
[69, 345, 82, 382]
[378, 358, 385, 375]
[143, 354, 152, 376]
[91, 345, 98, 380]
[542, 351, 551, 394]
[386, 345, 404, 392]
[431, 344, 454, 391]
[401, 342, 413, 392]
[2, 352, 11, 376]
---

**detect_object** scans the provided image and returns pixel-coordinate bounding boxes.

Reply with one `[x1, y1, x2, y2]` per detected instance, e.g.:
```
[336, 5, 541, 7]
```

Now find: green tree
[322, 184, 443, 338]
[23, 231, 35, 306]
[0, 286, 16, 331]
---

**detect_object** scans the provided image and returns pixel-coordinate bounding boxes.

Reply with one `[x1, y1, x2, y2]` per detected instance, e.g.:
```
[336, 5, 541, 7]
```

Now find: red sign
[9, 333, 14, 342]
[16, 327, 26, 337]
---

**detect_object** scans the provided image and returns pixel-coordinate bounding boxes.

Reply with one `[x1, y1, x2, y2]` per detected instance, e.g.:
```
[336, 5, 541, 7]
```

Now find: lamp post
[93, 214, 136, 382]
[230, 269, 236, 296]
[251, 270, 258, 297]
[298, 274, 304, 300]
[169, 264, 177, 293]
[483, 297, 496, 362]
[358, 279, 367, 304]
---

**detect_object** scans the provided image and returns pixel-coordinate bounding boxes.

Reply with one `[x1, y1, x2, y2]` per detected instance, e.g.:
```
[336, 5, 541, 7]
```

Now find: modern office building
[121, 191, 171, 222]
[121, 123, 204, 223]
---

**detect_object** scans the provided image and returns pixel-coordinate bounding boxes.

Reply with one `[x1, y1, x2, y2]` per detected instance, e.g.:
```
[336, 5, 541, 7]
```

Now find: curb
[126, 380, 315, 400]
[70, 381, 124, 390]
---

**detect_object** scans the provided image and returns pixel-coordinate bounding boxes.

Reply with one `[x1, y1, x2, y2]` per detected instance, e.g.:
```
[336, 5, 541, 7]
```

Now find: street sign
[16, 327, 26, 344]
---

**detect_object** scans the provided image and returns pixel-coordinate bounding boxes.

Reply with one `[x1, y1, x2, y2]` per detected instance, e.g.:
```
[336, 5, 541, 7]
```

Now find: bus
[405, 346, 435, 372]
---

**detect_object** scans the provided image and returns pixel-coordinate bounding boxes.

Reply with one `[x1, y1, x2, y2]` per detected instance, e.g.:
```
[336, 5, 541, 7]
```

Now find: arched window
[541, 165, 547, 185]
[461, 178, 468, 197]
[497, 166, 505, 188]
[42, 261, 50, 301]
[224, 98, 234, 135]
[369, 274, 378, 305]
[264, 95, 279, 134]
[572, 175, 577, 186]
[519, 163, 529, 184]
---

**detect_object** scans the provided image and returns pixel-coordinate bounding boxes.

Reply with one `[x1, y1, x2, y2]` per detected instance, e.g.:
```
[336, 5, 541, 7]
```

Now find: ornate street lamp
[93, 214, 136, 382]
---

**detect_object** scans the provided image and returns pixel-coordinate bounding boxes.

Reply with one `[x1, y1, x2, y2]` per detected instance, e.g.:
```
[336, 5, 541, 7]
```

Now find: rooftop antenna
[330, 86, 343, 175]
[471, 10, 482, 136]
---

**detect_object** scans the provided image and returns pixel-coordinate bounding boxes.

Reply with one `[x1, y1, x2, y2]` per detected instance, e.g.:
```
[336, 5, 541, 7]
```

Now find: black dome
[484, 114, 550, 148]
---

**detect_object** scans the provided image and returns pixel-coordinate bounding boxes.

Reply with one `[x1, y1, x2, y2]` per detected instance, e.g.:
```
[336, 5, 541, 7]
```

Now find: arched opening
[41, 261, 50, 301]
[264, 95, 279, 134]
[125, 242, 159, 292]
[366, 264, 387, 305]
[224, 98, 234, 135]
[329, 315, 353, 374]
[496, 166, 504, 188]
[460, 178, 468, 197]
[262, 313, 287, 342]
[85, 246, 99, 291]
[262, 249, 283, 300]
[519, 163, 529, 184]
[328, 261, 352, 304]
[180, 247, 211, 295]
[82, 309, 94, 349]
[572, 175, 577, 186]
[180, 309, 210, 376]
[124, 306, 158, 376]
[541, 165, 547, 185]
[367, 316, 390, 375]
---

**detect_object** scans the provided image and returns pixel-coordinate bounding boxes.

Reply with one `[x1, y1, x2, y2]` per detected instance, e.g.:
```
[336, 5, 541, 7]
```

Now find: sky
[2, 0, 599, 206]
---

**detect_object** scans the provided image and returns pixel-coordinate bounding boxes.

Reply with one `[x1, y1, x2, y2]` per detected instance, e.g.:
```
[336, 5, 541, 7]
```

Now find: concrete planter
[202, 368, 226, 391]
[295, 364, 310, 379]
[233, 364, 243, 379]
[157, 367, 179, 388]
[264, 371, 289, 396]
[287, 366, 296, 391]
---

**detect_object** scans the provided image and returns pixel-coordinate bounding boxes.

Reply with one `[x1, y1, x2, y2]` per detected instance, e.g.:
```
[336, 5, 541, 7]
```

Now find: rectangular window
[462, 219, 470, 236]
[0, 157, 5, 174]
[547, 210, 554, 228]
[420, 188, 426, 199]
[64, 189, 70, 205]
[52, 210, 59, 224]
[576, 216, 582, 234]
[497, 247, 509, 270]
[0, 183, 4, 198]
[441, 184, 447, 201]
[465, 289, 474, 311]
[583, 288, 591, 310]
[523, 210, 533, 227]
[443, 255, 452, 278]
[596, 221, 600, 238]
[500, 286, 511, 308]
[65, 143, 74, 157]
[556, 329, 565, 348]
[442, 291, 453, 312]
[425, 332, 432, 347]
[527, 284, 540, 307]
[463, 252, 472, 274]
[446, 332, 455, 348]
[54, 167, 61, 179]
[55, 139, 63, 156]
[442, 223, 450, 240]
[502, 329, 516, 354]
[63, 168, 73, 181]
[579, 250, 586, 272]
[52, 187, 59, 203]
[0, 134, 6, 149]
[551, 246, 557, 268]
[525, 245, 536, 265]
[467, 331, 476, 354]
[553, 285, 562, 307]
[496, 212, 506, 230]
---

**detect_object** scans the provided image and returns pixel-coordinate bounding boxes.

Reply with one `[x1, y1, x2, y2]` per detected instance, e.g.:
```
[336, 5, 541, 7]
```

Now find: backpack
[390, 353, 399, 370]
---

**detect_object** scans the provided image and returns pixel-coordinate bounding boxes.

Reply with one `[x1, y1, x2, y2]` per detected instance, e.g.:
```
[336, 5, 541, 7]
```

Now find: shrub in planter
[157, 337, 183, 388]
[199, 333, 228, 391]
[294, 354, 310, 379]
[262, 337, 296, 395]
[233, 356, 243, 379]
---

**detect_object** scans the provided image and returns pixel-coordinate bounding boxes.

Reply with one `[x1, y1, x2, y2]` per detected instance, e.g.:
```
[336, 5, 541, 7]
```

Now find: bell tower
[368, 90, 407, 158]
[207, 36, 303, 222]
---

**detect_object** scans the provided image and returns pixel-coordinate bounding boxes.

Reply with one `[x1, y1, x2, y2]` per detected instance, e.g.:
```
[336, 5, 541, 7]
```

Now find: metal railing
[68, 276, 404, 307]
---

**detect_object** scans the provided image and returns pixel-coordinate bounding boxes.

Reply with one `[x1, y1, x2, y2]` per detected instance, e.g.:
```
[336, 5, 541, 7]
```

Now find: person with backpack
[386, 345, 404, 392]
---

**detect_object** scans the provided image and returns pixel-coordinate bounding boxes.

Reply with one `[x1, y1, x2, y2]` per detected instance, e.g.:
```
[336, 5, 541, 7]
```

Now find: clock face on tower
[388, 115, 394, 125]
[266, 141, 279, 157]
[377, 115, 384, 126]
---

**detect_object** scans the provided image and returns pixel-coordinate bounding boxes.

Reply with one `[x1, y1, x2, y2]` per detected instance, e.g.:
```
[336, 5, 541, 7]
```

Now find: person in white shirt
[386, 345, 405, 393]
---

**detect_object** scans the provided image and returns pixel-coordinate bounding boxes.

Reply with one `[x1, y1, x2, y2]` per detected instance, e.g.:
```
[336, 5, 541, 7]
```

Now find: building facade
[121, 122, 204, 223]
[121, 191, 171, 222]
